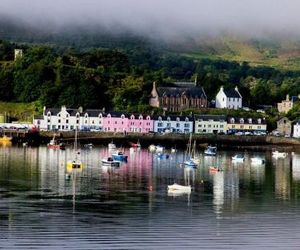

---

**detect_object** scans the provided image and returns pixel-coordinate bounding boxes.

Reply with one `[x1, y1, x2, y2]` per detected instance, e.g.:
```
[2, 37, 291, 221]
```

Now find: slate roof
[194, 115, 227, 121]
[153, 115, 194, 122]
[44, 108, 80, 116]
[223, 89, 241, 98]
[157, 86, 206, 98]
[84, 109, 104, 117]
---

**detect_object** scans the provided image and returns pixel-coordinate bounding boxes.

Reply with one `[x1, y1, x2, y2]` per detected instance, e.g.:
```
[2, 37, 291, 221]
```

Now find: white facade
[293, 122, 300, 138]
[153, 116, 193, 134]
[33, 106, 103, 131]
[194, 115, 227, 134]
[215, 86, 242, 109]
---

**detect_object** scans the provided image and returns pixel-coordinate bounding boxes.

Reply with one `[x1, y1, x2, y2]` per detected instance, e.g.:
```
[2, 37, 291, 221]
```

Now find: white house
[194, 115, 227, 134]
[33, 106, 104, 131]
[215, 86, 242, 109]
[153, 115, 193, 134]
[293, 120, 300, 138]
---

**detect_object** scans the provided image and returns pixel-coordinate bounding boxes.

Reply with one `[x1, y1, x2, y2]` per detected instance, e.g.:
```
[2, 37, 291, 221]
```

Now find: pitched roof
[228, 117, 266, 124]
[223, 89, 241, 98]
[194, 115, 227, 121]
[153, 115, 194, 122]
[157, 86, 206, 98]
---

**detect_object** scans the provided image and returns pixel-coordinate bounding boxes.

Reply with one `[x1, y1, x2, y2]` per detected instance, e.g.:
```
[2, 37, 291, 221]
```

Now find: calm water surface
[1, 144, 300, 249]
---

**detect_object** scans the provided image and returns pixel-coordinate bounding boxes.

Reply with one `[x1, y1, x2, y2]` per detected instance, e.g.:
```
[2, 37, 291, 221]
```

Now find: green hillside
[178, 36, 300, 70]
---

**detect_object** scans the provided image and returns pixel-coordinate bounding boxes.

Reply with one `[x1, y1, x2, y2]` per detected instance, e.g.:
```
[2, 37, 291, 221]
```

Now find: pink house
[128, 114, 153, 133]
[102, 112, 153, 133]
[103, 112, 129, 133]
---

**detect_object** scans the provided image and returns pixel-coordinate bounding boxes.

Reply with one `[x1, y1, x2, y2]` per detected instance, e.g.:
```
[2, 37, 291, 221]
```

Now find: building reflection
[274, 157, 291, 200]
[292, 153, 300, 181]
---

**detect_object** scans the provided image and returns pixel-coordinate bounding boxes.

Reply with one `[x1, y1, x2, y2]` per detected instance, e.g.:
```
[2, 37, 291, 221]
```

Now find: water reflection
[1, 145, 300, 248]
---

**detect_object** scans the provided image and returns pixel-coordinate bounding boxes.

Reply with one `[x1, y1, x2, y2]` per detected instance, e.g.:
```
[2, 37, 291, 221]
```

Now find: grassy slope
[178, 36, 300, 70]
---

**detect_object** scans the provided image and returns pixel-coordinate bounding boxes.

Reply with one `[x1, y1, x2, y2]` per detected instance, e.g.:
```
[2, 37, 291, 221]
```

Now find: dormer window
[167, 117, 171, 122]
[47, 112, 51, 117]
[121, 114, 125, 119]
[99, 114, 102, 118]
[240, 118, 244, 124]
[146, 116, 151, 120]
[258, 118, 261, 124]
[230, 118, 235, 123]
[185, 117, 189, 122]
[130, 115, 135, 120]
[107, 114, 111, 118]
[158, 116, 162, 121]
[248, 118, 252, 124]
[76, 113, 80, 118]
[176, 117, 180, 122]
[139, 115, 143, 120]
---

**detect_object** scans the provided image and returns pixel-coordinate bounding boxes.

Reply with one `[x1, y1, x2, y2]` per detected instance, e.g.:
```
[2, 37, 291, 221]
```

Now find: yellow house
[227, 117, 267, 135]
[194, 115, 227, 134]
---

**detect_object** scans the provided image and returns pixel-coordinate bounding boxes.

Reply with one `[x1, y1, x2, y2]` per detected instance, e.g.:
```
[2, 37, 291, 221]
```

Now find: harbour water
[1, 144, 300, 249]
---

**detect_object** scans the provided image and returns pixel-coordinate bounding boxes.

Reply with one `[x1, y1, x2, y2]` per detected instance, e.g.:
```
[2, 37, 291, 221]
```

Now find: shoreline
[37, 131, 300, 151]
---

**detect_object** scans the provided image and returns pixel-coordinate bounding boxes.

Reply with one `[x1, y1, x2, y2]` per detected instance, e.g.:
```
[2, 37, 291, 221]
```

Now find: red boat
[129, 141, 141, 148]
[47, 135, 65, 150]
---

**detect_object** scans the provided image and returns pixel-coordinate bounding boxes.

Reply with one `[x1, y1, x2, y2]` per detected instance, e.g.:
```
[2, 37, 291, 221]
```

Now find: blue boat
[204, 146, 217, 156]
[112, 151, 128, 162]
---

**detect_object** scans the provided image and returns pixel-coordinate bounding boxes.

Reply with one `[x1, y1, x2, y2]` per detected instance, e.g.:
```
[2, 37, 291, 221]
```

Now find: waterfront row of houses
[33, 106, 267, 135]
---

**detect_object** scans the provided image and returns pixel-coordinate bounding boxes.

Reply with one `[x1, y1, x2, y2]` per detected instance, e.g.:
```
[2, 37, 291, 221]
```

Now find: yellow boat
[0, 135, 12, 142]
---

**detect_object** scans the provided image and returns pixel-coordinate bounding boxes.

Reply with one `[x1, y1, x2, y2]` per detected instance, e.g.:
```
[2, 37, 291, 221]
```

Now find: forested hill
[2, 37, 300, 117]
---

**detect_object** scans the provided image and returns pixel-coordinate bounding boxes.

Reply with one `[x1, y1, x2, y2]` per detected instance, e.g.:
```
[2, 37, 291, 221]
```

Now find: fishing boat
[66, 129, 83, 169]
[168, 183, 191, 193]
[272, 151, 287, 158]
[204, 145, 217, 156]
[232, 154, 245, 162]
[101, 157, 120, 167]
[156, 152, 169, 160]
[171, 147, 177, 153]
[129, 141, 141, 148]
[112, 151, 128, 161]
[251, 157, 265, 164]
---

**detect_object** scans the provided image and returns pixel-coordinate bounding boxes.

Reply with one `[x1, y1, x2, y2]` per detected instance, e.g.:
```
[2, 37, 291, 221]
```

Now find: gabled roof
[157, 86, 206, 98]
[223, 89, 241, 98]
[228, 117, 266, 124]
[84, 109, 104, 117]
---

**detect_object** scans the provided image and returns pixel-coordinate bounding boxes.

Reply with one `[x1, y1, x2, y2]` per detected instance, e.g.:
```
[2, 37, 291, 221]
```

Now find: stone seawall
[39, 131, 300, 150]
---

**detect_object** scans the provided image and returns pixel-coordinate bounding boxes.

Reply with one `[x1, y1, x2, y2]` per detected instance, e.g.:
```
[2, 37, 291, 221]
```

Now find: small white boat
[168, 183, 191, 193]
[108, 142, 116, 150]
[102, 157, 120, 167]
[232, 154, 245, 162]
[272, 151, 287, 158]
[251, 157, 265, 164]
[84, 143, 93, 149]
[204, 146, 217, 156]
[155, 145, 165, 153]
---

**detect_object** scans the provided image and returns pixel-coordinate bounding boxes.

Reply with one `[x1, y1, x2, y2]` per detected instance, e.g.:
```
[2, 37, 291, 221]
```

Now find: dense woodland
[1, 39, 300, 128]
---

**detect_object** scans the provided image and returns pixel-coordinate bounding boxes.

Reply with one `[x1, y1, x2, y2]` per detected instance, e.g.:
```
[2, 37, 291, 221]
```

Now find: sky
[0, 0, 299, 39]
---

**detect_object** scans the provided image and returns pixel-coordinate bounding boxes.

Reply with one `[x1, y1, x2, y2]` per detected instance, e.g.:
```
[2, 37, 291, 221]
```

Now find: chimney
[286, 94, 290, 101]
[235, 86, 239, 92]
[61, 105, 66, 112]
[78, 106, 83, 113]
[43, 106, 46, 115]
[194, 75, 197, 86]
[220, 86, 224, 92]
[153, 81, 157, 90]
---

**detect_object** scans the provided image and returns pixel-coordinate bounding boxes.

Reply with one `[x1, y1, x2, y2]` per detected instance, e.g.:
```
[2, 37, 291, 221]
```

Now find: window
[121, 115, 125, 119]
[76, 120, 79, 124]
[176, 123, 180, 128]
[58, 119, 61, 123]
[184, 123, 190, 128]
[47, 119, 50, 123]
[66, 120, 69, 124]
[158, 122, 163, 127]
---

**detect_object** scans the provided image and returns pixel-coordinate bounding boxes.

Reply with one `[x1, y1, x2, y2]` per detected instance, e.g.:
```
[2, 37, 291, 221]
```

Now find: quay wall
[38, 131, 300, 150]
